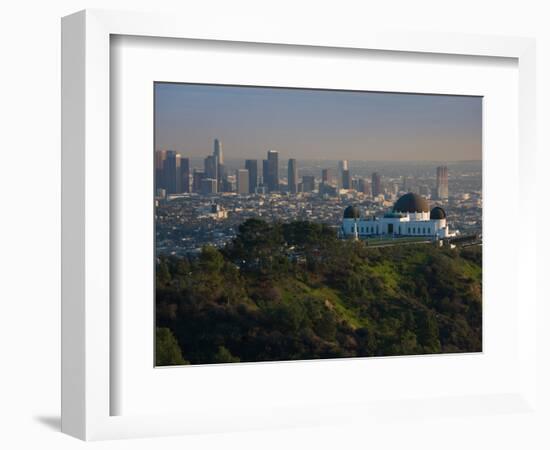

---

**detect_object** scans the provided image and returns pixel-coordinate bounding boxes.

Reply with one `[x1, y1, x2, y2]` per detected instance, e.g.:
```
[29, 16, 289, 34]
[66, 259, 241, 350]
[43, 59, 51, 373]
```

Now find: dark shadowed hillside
[155, 219, 482, 365]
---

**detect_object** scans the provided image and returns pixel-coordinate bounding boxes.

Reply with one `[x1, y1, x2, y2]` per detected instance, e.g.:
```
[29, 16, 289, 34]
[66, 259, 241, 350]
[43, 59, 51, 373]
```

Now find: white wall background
[0, 1, 548, 448]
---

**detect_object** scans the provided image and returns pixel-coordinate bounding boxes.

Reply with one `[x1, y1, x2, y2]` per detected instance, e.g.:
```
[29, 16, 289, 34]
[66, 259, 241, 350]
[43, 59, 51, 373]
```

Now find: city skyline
[154, 142, 469, 204]
[155, 83, 482, 162]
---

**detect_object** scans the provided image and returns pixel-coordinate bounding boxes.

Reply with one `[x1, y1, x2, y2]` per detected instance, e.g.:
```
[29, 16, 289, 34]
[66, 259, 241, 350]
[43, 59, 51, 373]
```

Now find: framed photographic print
[62, 9, 538, 441]
[152, 82, 483, 367]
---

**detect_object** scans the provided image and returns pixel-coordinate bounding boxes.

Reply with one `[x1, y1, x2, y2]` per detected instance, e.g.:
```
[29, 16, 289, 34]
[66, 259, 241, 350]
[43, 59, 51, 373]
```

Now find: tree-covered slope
[156, 219, 482, 365]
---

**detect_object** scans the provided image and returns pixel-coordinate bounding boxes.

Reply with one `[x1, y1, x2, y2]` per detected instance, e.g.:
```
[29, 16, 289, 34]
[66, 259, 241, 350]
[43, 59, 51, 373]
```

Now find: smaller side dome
[430, 206, 446, 220]
[343, 205, 361, 219]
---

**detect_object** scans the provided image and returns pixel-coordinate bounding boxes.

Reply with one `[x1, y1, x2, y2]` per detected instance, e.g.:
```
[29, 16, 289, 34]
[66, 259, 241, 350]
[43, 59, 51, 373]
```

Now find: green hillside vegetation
[155, 219, 482, 365]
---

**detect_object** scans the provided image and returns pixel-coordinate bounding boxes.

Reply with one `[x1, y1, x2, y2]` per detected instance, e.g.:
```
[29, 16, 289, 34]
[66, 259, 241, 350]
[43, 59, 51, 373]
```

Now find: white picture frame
[61, 9, 538, 441]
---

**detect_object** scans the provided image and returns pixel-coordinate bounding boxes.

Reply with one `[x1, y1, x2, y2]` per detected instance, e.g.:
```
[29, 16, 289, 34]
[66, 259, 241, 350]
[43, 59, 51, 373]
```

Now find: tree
[212, 346, 240, 364]
[225, 219, 286, 273]
[198, 245, 225, 273]
[156, 257, 171, 289]
[155, 327, 189, 366]
[415, 309, 441, 353]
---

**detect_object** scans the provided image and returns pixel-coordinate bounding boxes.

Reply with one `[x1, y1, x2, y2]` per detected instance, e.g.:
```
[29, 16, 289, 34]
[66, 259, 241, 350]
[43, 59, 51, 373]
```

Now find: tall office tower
[200, 178, 218, 195]
[213, 138, 224, 164]
[338, 160, 349, 188]
[267, 150, 279, 192]
[213, 138, 225, 190]
[287, 158, 298, 194]
[301, 175, 315, 193]
[204, 155, 218, 181]
[371, 172, 382, 198]
[342, 169, 351, 190]
[154, 150, 167, 190]
[245, 159, 258, 194]
[236, 169, 249, 194]
[436, 165, 449, 200]
[322, 168, 334, 186]
[164, 151, 181, 194]
[179, 157, 190, 193]
[262, 159, 269, 186]
[192, 169, 205, 193]
[357, 177, 370, 195]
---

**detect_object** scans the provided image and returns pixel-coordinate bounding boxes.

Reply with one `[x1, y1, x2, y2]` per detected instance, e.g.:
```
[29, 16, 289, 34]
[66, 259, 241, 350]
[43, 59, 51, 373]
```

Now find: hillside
[155, 219, 482, 365]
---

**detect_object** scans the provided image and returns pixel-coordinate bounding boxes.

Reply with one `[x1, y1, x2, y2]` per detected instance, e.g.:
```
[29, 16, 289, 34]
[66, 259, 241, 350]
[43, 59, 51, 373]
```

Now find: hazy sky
[154, 83, 482, 162]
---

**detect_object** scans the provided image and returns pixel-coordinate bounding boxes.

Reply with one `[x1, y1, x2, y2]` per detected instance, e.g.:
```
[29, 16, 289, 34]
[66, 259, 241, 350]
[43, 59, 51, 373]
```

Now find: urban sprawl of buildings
[155, 139, 482, 256]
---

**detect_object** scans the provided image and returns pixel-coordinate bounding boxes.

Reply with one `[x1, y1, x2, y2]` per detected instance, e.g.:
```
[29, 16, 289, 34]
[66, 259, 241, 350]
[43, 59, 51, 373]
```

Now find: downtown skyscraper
[213, 138, 223, 165]
[180, 157, 190, 193]
[436, 165, 449, 200]
[213, 139, 225, 191]
[338, 160, 348, 189]
[288, 158, 298, 194]
[164, 150, 181, 194]
[245, 159, 258, 194]
[262, 159, 269, 187]
[322, 168, 334, 186]
[155, 150, 189, 194]
[204, 154, 218, 181]
[371, 172, 382, 198]
[342, 169, 351, 190]
[192, 169, 205, 193]
[301, 175, 315, 193]
[155, 150, 167, 192]
[266, 150, 279, 192]
[236, 169, 249, 194]
[357, 177, 369, 195]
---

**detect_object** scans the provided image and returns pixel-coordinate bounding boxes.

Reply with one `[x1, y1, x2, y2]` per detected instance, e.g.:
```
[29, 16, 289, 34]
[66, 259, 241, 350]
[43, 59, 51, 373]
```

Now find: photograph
[153, 83, 483, 366]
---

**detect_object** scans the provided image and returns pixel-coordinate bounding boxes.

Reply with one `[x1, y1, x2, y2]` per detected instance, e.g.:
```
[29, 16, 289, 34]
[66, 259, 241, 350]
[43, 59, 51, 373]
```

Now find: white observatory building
[340, 192, 454, 240]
